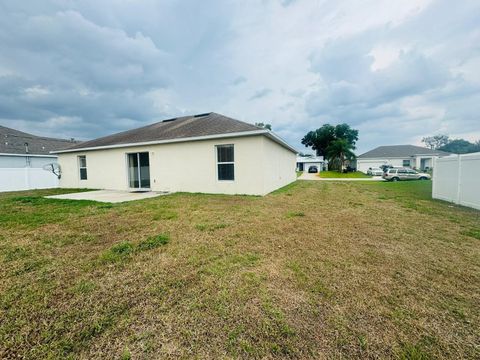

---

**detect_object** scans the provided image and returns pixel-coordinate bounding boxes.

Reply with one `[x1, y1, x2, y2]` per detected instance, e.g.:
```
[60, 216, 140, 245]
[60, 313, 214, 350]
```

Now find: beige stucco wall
[58, 135, 296, 195]
[357, 156, 438, 172]
[262, 137, 297, 194]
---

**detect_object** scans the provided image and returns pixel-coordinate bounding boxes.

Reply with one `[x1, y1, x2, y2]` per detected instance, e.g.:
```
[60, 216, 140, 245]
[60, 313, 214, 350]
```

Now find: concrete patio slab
[299, 173, 385, 181]
[46, 190, 169, 203]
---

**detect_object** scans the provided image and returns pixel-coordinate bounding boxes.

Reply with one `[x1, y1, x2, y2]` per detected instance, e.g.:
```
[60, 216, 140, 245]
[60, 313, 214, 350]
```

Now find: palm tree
[326, 139, 356, 171]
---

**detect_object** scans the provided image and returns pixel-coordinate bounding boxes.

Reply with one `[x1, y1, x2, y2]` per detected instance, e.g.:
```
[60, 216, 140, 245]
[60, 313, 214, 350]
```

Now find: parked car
[343, 165, 356, 173]
[380, 164, 393, 172]
[367, 167, 384, 176]
[308, 166, 318, 173]
[382, 168, 431, 181]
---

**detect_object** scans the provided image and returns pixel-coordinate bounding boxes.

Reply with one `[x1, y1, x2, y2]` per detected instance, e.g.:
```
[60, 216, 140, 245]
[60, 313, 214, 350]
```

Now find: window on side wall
[216, 144, 234, 181]
[78, 155, 87, 180]
[403, 159, 411, 167]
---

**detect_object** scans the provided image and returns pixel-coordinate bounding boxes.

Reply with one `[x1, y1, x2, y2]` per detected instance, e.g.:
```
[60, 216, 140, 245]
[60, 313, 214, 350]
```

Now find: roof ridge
[0, 125, 78, 143]
[54, 112, 274, 153]
[359, 144, 451, 158]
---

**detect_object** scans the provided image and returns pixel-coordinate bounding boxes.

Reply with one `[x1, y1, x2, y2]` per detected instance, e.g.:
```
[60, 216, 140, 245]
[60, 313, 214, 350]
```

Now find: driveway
[299, 173, 385, 181]
[46, 190, 169, 203]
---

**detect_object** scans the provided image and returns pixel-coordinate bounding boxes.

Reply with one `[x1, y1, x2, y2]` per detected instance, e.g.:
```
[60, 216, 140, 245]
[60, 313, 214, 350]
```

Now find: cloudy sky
[0, 0, 479, 154]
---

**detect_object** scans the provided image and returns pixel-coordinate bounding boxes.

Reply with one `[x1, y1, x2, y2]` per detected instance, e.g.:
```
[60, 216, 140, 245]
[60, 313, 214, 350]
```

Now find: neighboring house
[357, 145, 450, 173]
[0, 125, 78, 192]
[53, 113, 297, 196]
[296, 155, 326, 173]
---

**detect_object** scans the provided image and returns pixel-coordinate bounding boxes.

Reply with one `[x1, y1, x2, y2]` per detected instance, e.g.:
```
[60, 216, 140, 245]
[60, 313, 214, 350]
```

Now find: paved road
[299, 173, 385, 181]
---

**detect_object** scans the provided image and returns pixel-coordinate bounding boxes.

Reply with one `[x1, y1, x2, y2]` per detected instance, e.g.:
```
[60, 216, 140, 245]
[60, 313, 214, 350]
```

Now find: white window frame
[78, 155, 87, 180]
[215, 144, 235, 181]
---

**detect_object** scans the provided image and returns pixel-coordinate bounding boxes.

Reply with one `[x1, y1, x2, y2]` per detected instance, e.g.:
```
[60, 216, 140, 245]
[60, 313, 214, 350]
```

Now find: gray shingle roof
[0, 125, 80, 156]
[358, 145, 451, 158]
[59, 112, 263, 152]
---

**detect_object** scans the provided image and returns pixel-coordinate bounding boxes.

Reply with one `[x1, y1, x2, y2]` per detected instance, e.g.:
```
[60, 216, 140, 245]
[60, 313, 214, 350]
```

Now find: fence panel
[0, 168, 59, 192]
[433, 153, 480, 210]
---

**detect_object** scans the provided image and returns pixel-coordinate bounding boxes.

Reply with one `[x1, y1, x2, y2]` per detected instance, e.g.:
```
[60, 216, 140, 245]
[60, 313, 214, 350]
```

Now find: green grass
[100, 234, 170, 263]
[318, 171, 372, 178]
[137, 234, 170, 250]
[0, 183, 479, 359]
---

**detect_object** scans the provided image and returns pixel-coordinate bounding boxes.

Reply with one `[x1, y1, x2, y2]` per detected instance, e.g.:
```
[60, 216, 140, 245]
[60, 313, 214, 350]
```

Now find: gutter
[0, 152, 57, 158]
[51, 130, 298, 154]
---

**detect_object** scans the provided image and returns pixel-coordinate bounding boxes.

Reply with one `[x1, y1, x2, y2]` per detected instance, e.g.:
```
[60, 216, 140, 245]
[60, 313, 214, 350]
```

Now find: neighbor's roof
[0, 125, 79, 156]
[358, 145, 451, 158]
[52, 112, 297, 154]
[296, 155, 325, 163]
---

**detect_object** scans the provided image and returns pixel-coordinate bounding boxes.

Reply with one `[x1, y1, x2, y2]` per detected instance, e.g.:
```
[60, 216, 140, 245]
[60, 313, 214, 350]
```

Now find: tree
[334, 123, 359, 147]
[301, 123, 358, 157]
[326, 139, 356, 171]
[422, 135, 450, 149]
[439, 139, 479, 154]
[255, 122, 272, 130]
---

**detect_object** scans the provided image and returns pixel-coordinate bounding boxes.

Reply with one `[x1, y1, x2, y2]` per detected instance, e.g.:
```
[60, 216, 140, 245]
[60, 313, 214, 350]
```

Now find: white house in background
[52, 113, 297, 196]
[296, 155, 327, 173]
[357, 145, 450, 173]
[0, 125, 79, 192]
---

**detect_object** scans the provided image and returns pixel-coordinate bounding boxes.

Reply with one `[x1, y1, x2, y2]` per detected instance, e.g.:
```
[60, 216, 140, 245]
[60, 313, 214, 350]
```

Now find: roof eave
[358, 153, 450, 159]
[0, 152, 58, 158]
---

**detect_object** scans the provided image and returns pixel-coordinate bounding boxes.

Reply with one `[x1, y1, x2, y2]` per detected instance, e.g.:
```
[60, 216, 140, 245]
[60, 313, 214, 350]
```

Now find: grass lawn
[318, 170, 372, 178]
[1, 182, 479, 359]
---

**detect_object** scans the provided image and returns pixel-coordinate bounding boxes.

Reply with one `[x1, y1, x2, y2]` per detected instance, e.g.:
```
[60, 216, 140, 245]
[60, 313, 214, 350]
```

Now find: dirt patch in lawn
[0, 182, 479, 359]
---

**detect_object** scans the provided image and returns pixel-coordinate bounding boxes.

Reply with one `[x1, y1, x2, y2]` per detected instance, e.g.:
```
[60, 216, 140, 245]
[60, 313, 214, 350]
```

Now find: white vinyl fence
[432, 152, 480, 210]
[0, 168, 59, 192]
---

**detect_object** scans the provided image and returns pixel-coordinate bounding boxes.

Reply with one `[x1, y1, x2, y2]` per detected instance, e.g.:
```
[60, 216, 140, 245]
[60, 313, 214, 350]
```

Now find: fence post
[432, 157, 436, 198]
[456, 155, 462, 205]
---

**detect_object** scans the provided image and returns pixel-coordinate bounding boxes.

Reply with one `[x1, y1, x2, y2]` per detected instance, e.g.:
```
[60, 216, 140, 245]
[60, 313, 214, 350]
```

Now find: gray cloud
[303, 0, 480, 152]
[232, 76, 247, 86]
[0, 0, 479, 153]
[249, 88, 272, 101]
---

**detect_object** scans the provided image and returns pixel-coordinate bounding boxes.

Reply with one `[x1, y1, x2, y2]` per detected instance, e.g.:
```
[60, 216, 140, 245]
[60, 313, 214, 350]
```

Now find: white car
[382, 168, 431, 181]
[367, 167, 384, 176]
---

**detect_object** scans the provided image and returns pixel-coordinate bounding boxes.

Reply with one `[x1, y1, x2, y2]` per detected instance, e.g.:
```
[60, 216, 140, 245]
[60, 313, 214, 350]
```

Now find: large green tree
[326, 139, 356, 171]
[301, 123, 358, 157]
[255, 122, 272, 130]
[422, 135, 450, 149]
[439, 139, 480, 154]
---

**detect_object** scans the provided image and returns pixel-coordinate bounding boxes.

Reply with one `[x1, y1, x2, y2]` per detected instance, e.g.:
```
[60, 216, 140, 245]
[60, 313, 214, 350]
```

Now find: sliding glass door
[127, 152, 150, 190]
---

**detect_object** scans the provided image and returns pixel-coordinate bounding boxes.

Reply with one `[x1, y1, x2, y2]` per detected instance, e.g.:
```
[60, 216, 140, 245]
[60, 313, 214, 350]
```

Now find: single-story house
[53, 113, 297, 196]
[0, 125, 78, 192]
[357, 145, 450, 173]
[296, 155, 327, 173]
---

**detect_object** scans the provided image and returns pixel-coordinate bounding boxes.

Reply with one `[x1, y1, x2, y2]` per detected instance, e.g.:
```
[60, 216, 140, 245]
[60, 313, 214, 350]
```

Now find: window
[403, 159, 411, 167]
[216, 145, 234, 181]
[78, 155, 87, 180]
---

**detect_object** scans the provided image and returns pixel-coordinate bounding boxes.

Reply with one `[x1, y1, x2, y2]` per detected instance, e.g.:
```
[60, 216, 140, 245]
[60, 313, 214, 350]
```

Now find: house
[0, 125, 78, 192]
[53, 113, 297, 196]
[357, 145, 450, 173]
[296, 155, 327, 173]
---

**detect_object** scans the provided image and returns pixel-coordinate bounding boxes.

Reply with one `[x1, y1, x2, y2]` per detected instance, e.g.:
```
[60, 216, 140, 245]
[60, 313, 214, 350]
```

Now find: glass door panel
[128, 153, 139, 188]
[139, 152, 150, 188]
[127, 152, 150, 189]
